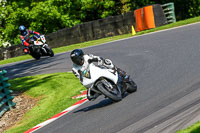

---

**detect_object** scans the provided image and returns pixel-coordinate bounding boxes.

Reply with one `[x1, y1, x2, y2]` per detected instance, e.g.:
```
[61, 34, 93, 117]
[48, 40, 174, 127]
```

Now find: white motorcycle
[81, 63, 137, 102]
[29, 35, 54, 60]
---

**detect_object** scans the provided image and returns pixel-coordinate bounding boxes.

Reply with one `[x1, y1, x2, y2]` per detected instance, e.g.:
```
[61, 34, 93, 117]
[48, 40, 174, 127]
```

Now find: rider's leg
[117, 67, 129, 82]
[23, 47, 30, 54]
[87, 88, 100, 101]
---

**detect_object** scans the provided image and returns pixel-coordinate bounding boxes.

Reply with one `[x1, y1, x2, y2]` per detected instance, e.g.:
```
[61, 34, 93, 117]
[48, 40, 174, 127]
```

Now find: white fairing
[40, 35, 46, 43]
[34, 41, 43, 45]
[33, 35, 47, 46]
[81, 63, 118, 88]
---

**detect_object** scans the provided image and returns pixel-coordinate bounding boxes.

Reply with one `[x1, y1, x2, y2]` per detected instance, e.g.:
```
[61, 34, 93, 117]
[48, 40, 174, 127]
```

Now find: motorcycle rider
[70, 49, 129, 101]
[19, 25, 40, 53]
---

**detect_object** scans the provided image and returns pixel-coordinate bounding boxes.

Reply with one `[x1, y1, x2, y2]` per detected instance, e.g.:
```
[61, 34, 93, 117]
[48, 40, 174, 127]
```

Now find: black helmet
[19, 25, 27, 36]
[70, 49, 84, 66]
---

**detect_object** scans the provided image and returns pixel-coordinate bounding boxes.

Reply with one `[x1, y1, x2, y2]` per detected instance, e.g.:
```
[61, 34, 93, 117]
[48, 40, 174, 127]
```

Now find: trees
[0, 0, 200, 46]
[0, 0, 8, 47]
[0, 0, 81, 45]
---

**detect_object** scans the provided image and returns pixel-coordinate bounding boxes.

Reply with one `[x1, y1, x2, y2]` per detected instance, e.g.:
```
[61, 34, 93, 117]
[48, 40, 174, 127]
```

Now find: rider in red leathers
[19, 25, 40, 53]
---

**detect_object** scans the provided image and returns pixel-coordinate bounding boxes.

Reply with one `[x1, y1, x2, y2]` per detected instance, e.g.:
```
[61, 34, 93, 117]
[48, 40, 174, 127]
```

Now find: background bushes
[0, 0, 200, 47]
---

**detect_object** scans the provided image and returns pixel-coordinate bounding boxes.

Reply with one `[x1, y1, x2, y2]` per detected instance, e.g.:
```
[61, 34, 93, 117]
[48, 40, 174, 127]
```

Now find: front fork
[41, 44, 48, 54]
[100, 78, 122, 95]
[88, 84, 101, 97]
[89, 79, 121, 97]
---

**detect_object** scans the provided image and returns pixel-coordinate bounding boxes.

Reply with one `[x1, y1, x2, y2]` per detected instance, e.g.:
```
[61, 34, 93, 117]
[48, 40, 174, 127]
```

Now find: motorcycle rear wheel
[97, 81, 122, 102]
[31, 49, 41, 60]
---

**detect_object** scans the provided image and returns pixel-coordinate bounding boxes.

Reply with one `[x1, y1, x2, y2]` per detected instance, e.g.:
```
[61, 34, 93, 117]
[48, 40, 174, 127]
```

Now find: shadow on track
[0, 54, 67, 79]
[74, 93, 130, 113]
[74, 98, 114, 113]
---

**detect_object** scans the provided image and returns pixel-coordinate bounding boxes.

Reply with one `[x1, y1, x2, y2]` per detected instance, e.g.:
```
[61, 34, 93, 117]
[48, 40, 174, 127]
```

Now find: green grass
[176, 121, 200, 133]
[1, 16, 200, 65]
[4, 72, 200, 133]
[4, 72, 85, 133]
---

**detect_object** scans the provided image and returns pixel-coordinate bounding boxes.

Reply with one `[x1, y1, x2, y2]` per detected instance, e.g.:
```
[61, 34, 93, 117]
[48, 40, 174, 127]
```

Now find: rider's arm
[28, 30, 40, 35]
[28, 30, 40, 38]
[87, 54, 104, 65]
[72, 67, 83, 82]
[72, 68, 80, 78]
[19, 35, 29, 46]
[88, 54, 114, 69]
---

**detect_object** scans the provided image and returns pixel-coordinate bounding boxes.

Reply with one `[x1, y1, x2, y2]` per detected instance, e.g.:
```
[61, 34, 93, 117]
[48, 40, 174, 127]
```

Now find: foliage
[0, 0, 7, 47]
[0, 0, 200, 46]
[4, 72, 84, 133]
[149, 0, 200, 21]
[177, 121, 200, 133]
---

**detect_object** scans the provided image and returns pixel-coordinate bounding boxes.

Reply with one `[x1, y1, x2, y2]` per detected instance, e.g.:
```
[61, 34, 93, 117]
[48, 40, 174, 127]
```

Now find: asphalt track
[1, 23, 200, 133]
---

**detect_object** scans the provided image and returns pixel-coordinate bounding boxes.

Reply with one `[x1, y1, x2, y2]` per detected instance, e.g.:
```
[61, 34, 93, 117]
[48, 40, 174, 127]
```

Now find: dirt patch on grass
[0, 92, 38, 133]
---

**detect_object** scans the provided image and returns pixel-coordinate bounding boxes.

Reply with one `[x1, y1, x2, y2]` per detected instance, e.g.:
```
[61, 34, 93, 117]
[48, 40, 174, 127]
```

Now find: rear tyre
[97, 81, 122, 102]
[32, 49, 41, 60]
[126, 80, 137, 93]
[34, 55, 40, 60]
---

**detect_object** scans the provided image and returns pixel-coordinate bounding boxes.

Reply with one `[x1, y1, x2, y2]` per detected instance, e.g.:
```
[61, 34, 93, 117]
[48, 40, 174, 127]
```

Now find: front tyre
[45, 46, 54, 57]
[96, 81, 122, 102]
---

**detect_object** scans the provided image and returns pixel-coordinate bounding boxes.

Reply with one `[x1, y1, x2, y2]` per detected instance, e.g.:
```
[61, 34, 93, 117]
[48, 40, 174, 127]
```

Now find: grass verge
[176, 121, 200, 133]
[1, 16, 200, 65]
[5, 72, 200, 133]
[4, 72, 84, 133]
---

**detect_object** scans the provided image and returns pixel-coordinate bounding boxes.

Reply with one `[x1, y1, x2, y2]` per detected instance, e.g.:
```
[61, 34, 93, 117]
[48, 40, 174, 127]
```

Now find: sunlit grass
[176, 121, 200, 133]
[5, 72, 85, 133]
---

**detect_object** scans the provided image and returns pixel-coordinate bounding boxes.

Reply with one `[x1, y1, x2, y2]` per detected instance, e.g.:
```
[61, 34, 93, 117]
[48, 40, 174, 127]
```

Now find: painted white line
[24, 98, 88, 133]
[72, 90, 87, 99]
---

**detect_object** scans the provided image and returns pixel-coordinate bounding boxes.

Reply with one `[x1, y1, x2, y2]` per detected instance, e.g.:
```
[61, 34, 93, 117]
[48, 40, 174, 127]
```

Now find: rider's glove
[98, 59, 104, 66]
[78, 70, 83, 82]
[34, 34, 40, 39]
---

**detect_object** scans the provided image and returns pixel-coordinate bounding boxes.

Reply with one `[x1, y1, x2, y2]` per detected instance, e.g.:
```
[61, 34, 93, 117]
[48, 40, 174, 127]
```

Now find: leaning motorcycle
[81, 62, 137, 102]
[28, 35, 54, 60]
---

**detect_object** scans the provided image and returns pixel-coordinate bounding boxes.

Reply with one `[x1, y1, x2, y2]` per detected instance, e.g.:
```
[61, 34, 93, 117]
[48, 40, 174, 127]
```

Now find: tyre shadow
[74, 98, 114, 113]
[74, 92, 130, 113]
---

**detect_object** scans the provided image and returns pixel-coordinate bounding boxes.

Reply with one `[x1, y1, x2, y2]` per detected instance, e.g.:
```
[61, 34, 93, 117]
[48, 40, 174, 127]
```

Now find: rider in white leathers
[70, 49, 128, 100]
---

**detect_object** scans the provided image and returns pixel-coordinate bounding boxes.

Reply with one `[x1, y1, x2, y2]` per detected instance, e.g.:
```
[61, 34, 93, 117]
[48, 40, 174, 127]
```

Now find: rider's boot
[23, 48, 30, 54]
[87, 89, 100, 101]
[87, 93, 100, 101]
[117, 75, 127, 96]
[117, 68, 130, 82]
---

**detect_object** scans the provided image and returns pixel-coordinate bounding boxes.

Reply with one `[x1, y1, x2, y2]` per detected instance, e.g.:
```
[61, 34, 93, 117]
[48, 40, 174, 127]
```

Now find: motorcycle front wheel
[96, 81, 122, 102]
[45, 46, 54, 57]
